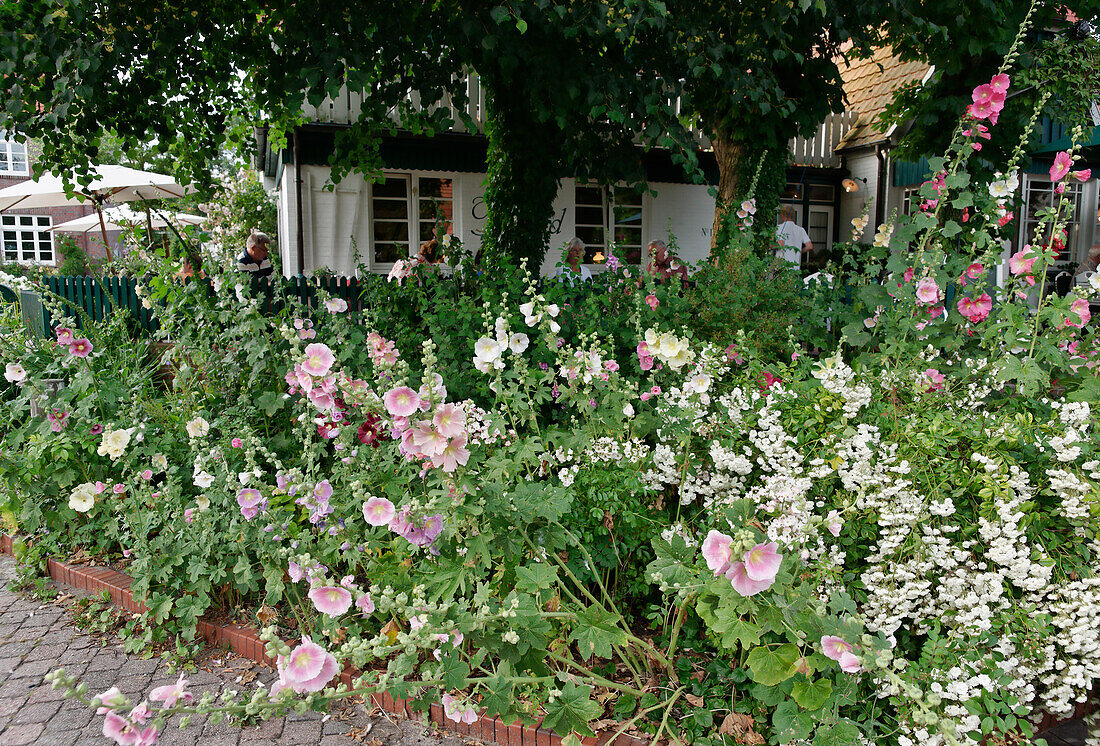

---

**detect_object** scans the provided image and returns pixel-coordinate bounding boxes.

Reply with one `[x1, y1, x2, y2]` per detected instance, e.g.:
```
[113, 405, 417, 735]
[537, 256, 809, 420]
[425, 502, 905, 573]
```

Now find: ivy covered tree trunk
[709, 133, 744, 252]
[481, 84, 563, 269]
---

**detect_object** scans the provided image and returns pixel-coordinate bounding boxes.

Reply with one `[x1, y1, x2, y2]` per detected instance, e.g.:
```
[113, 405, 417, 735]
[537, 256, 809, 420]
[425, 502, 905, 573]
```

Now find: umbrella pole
[96, 203, 114, 263]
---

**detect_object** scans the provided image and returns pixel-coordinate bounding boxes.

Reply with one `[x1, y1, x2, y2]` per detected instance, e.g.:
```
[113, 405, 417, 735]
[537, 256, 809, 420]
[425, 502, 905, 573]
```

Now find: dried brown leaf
[684, 694, 705, 707]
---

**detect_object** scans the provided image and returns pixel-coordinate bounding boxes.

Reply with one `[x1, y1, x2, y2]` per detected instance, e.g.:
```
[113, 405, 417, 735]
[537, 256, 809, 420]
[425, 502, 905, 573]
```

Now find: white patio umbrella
[50, 205, 205, 234]
[0, 165, 195, 261]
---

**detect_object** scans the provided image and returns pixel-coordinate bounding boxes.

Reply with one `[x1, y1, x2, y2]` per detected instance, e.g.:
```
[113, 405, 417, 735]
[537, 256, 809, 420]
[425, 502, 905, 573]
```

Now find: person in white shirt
[556, 237, 593, 283]
[776, 205, 813, 267]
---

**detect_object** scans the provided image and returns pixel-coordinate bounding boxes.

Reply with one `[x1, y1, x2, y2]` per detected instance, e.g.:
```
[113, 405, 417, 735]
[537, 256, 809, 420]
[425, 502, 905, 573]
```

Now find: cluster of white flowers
[473, 317, 530, 374]
[812, 354, 872, 418]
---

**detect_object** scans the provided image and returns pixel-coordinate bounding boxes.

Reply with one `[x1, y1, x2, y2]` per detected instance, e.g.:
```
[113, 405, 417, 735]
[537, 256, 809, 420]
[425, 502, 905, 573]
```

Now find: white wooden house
[257, 58, 1099, 281]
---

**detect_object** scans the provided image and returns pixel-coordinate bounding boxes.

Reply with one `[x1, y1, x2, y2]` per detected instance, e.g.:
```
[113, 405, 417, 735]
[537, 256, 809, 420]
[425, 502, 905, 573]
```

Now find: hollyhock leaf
[717, 618, 762, 651]
[568, 605, 628, 660]
[772, 700, 814, 742]
[541, 682, 602, 738]
[507, 482, 571, 523]
[812, 719, 862, 746]
[515, 564, 558, 593]
[746, 643, 800, 686]
[792, 678, 832, 711]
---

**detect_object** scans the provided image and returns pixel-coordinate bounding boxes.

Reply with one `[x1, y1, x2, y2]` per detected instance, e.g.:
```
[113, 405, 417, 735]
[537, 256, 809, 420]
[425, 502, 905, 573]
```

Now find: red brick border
[0, 534, 648, 746]
[5, 534, 1090, 745]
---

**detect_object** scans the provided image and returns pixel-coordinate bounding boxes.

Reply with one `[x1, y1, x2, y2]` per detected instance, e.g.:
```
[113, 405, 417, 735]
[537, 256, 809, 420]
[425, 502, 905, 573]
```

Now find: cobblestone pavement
[0, 556, 466, 746]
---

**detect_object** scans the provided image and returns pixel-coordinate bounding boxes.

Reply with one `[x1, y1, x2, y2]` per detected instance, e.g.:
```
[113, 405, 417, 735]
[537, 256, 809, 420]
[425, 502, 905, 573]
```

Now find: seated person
[645, 240, 688, 282]
[236, 232, 274, 278]
[556, 238, 593, 283]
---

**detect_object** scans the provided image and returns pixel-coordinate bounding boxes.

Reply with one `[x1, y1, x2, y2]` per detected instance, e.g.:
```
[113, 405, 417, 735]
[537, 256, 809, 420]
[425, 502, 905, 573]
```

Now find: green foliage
[54, 234, 91, 277]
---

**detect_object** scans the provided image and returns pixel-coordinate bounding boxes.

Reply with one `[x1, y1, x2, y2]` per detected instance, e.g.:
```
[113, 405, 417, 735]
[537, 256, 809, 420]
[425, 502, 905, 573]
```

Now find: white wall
[278, 166, 721, 275]
[646, 181, 716, 266]
[838, 149, 880, 243]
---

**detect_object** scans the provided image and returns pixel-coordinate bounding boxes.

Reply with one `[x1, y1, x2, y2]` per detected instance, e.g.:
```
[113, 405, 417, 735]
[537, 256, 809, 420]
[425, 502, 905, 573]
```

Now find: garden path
[0, 556, 466, 746]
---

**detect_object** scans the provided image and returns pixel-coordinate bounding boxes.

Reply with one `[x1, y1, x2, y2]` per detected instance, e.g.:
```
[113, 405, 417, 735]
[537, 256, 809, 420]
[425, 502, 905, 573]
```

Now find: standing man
[776, 205, 812, 267]
[237, 232, 274, 278]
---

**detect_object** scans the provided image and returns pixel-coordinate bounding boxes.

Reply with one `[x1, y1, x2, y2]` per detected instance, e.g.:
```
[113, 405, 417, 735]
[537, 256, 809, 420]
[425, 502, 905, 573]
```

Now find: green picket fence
[34, 274, 373, 337]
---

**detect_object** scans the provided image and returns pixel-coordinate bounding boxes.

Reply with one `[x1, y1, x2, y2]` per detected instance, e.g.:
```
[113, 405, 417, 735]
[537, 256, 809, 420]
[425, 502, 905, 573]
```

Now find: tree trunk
[709, 133, 744, 252]
[480, 84, 562, 269]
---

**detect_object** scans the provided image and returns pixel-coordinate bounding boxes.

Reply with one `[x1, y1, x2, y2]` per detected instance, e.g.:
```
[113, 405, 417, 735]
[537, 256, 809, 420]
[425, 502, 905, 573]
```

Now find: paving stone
[282, 719, 324, 741]
[0, 721, 46, 745]
[10, 697, 63, 724]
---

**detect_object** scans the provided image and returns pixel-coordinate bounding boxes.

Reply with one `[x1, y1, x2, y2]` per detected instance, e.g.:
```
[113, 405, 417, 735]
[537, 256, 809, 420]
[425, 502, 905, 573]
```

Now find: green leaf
[508, 482, 572, 523]
[746, 643, 800, 686]
[256, 391, 284, 416]
[569, 605, 628, 660]
[542, 683, 602, 737]
[792, 678, 832, 711]
[773, 701, 813, 742]
[813, 719, 862, 746]
[516, 563, 558, 594]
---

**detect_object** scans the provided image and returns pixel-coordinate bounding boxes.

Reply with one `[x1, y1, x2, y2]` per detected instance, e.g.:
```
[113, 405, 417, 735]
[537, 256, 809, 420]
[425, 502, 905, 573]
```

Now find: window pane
[622, 247, 642, 264]
[575, 226, 604, 247]
[575, 186, 603, 206]
[612, 188, 643, 207]
[373, 178, 408, 198]
[418, 177, 452, 200]
[575, 206, 604, 225]
[373, 221, 409, 242]
[613, 205, 642, 224]
[808, 185, 835, 202]
[613, 227, 641, 246]
[374, 242, 406, 264]
[36, 217, 50, 227]
[372, 200, 408, 219]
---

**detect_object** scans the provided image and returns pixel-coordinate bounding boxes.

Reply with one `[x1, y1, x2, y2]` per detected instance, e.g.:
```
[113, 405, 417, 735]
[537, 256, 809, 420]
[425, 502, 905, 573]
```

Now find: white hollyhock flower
[4, 363, 26, 383]
[185, 417, 210, 438]
[508, 333, 529, 355]
[193, 471, 215, 489]
[68, 482, 97, 513]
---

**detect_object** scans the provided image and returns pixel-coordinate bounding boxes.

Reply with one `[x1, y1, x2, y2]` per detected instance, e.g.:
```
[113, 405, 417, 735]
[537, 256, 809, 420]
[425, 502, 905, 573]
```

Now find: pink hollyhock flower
[309, 585, 353, 617]
[383, 386, 420, 418]
[645, 294, 659, 310]
[1073, 169, 1092, 182]
[1009, 247, 1037, 276]
[839, 651, 862, 673]
[701, 530, 733, 576]
[923, 368, 946, 391]
[989, 73, 1010, 95]
[605, 360, 619, 372]
[1050, 151, 1073, 181]
[998, 211, 1014, 227]
[422, 513, 445, 542]
[325, 298, 348, 313]
[957, 293, 992, 323]
[113, 484, 126, 494]
[150, 673, 193, 708]
[183, 508, 195, 523]
[356, 593, 375, 615]
[971, 83, 1004, 108]
[742, 542, 782, 582]
[915, 277, 943, 305]
[825, 510, 843, 537]
[639, 392, 651, 401]
[1066, 298, 1091, 329]
[968, 100, 995, 121]
[139, 469, 152, 481]
[288, 561, 304, 582]
[639, 355, 654, 371]
[362, 497, 396, 526]
[412, 422, 448, 457]
[432, 435, 470, 473]
[280, 638, 339, 693]
[102, 711, 140, 745]
[301, 343, 336, 377]
[55, 327, 75, 346]
[902, 267, 915, 282]
[965, 262, 984, 279]
[820, 635, 853, 661]
[95, 687, 127, 714]
[237, 488, 265, 520]
[432, 403, 465, 438]
[314, 480, 333, 502]
[442, 693, 478, 725]
[69, 338, 93, 358]
[231, 437, 243, 448]
[725, 561, 776, 596]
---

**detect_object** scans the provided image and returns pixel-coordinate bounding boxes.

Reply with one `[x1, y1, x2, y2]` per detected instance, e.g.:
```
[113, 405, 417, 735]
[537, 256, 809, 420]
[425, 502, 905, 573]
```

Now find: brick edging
[0, 534, 643, 746]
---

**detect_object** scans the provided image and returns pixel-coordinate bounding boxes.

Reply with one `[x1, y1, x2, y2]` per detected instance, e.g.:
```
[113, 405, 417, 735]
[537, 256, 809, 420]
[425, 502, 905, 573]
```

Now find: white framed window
[1020, 176, 1083, 265]
[573, 184, 645, 265]
[0, 133, 28, 176]
[1, 214, 54, 265]
[901, 187, 922, 216]
[369, 173, 453, 269]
